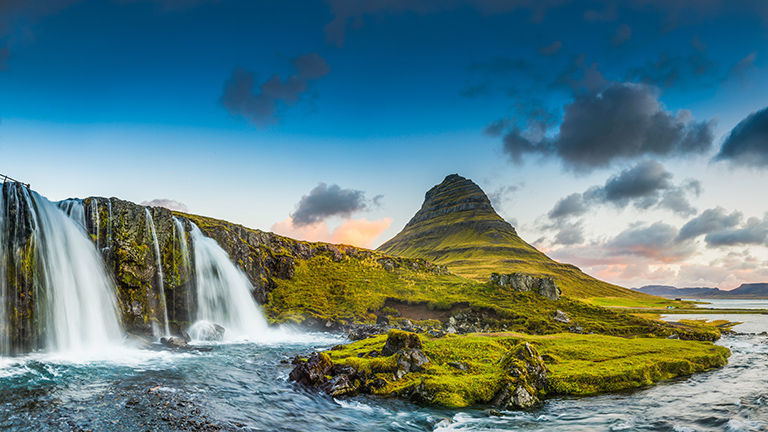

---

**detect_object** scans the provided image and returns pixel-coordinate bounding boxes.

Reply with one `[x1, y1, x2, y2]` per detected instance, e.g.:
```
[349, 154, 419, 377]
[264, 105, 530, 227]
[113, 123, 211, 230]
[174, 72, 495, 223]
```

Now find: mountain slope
[377, 174, 662, 302]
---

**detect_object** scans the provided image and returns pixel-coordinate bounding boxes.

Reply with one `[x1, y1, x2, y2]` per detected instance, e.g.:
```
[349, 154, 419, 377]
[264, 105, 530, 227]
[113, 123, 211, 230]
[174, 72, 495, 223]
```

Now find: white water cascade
[188, 224, 269, 341]
[57, 198, 87, 229]
[144, 209, 170, 338]
[0, 183, 122, 354]
[173, 217, 193, 310]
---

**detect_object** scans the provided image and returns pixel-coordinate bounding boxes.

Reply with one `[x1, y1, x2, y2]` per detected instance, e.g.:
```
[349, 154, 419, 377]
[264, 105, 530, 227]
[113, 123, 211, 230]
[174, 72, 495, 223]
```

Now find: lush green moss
[326, 332, 730, 407]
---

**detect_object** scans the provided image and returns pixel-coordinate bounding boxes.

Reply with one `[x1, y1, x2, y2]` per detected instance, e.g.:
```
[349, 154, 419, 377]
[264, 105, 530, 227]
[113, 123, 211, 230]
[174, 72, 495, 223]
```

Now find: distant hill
[377, 174, 663, 303]
[635, 283, 768, 299]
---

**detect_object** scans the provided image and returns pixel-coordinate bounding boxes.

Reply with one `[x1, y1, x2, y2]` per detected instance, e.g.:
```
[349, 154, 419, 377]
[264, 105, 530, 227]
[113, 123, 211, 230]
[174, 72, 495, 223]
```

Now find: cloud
[677, 206, 742, 241]
[611, 23, 632, 47]
[140, 198, 188, 212]
[548, 160, 700, 219]
[497, 82, 717, 172]
[583, 2, 617, 22]
[271, 216, 392, 249]
[713, 106, 768, 168]
[728, 51, 757, 83]
[459, 80, 491, 98]
[595, 160, 673, 205]
[487, 185, 519, 213]
[323, 0, 568, 48]
[553, 221, 584, 245]
[626, 51, 721, 90]
[548, 193, 587, 219]
[538, 40, 561, 56]
[606, 221, 696, 262]
[220, 52, 330, 127]
[329, 218, 394, 248]
[552, 54, 608, 96]
[290, 182, 378, 227]
[705, 216, 768, 247]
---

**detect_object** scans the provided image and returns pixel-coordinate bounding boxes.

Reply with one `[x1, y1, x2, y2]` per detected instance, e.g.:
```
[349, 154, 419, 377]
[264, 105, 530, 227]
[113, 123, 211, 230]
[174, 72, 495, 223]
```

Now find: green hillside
[377, 174, 665, 304]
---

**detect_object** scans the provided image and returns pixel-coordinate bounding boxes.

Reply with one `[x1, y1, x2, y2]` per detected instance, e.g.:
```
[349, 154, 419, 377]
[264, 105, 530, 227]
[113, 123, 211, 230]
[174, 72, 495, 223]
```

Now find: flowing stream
[2, 185, 768, 430]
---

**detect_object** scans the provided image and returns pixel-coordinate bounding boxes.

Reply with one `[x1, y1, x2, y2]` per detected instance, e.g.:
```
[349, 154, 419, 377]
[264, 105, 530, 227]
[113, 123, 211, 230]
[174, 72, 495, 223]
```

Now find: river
[2, 304, 768, 432]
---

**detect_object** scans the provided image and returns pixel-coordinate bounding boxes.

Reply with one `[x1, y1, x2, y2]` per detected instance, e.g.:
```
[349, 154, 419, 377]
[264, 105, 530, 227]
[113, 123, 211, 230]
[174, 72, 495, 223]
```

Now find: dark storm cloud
[611, 23, 632, 47]
[538, 40, 562, 56]
[677, 207, 742, 240]
[140, 199, 188, 212]
[713, 106, 768, 168]
[220, 52, 330, 127]
[705, 216, 768, 247]
[291, 183, 375, 226]
[597, 160, 672, 205]
[500, 82, 716, 172]
[548, 161, 700, 219]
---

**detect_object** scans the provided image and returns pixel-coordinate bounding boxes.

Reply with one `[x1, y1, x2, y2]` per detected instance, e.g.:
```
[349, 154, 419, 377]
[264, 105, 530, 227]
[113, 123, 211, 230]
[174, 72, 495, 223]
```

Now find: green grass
[325, 331, 730, 407]
[375, 175, 677, 307]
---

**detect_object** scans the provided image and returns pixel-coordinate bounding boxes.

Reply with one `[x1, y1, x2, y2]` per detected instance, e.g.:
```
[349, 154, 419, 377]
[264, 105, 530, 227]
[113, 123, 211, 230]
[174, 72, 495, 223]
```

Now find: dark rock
[160, 337, 189, 349]
[408, 380, 433, 404]
[381, 330, 423, 357]
[327, 374, 357, 397]
[376, 315, 390, 325]
[568, 324, 583, 334]
[493, 342, 548, 409]
[288, 352, 333, 386]
[179, 330, 192, 342]
[394, 349, 430, 380]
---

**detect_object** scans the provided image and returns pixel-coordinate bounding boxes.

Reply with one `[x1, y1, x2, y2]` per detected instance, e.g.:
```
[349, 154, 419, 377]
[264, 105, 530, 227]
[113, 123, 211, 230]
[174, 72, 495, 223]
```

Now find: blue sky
[1, 0, 768, 289]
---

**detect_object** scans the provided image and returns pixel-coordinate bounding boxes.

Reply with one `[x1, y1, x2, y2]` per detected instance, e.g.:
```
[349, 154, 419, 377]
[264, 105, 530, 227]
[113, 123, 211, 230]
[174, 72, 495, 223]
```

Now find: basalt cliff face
[377, 174, 657, 301]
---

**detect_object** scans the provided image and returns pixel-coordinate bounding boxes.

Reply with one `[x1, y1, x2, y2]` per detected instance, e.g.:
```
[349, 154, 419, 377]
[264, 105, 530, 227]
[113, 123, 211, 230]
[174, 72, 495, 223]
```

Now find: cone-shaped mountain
[377, 174, 654, 300]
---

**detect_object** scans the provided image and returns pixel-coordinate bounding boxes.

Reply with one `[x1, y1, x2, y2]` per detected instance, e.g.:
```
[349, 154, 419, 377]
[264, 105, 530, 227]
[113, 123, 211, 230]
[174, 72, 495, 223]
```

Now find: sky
[1, 0, 768, 290]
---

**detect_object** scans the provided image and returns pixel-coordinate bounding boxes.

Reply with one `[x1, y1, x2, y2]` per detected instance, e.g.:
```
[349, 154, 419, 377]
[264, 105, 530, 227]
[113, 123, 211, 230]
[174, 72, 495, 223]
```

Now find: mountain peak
[405, 174, 505, 230]
[377, 174, 656, 301]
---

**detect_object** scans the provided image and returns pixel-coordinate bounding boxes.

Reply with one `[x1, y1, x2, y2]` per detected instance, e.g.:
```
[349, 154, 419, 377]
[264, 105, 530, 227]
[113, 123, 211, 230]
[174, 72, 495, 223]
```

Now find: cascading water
[144, 208, 170, 338]
[56, 198, 87, 230]
[188, 223, 269, 341]
[173, 217, 193, 312]
[0, 182, 122, 355]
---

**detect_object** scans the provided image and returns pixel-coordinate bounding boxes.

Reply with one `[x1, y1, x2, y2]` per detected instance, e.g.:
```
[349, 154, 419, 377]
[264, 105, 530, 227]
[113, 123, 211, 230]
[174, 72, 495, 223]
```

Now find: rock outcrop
[492, 342, 548, 409]
[489, 273, 562, 301]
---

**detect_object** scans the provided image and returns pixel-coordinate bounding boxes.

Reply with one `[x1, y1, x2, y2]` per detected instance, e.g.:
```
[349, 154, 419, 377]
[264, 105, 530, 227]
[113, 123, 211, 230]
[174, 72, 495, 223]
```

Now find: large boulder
[381, 330, 423, 357]
[490, 273, 561, 301]
[394, 349, 430, 380]
[289, 352, 334, 386]
[492, 342, 548, 409]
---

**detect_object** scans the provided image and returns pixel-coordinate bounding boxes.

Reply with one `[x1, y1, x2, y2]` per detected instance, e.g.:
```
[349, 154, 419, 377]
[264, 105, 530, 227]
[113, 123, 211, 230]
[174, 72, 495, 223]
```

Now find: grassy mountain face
[377, 174, 663, 303]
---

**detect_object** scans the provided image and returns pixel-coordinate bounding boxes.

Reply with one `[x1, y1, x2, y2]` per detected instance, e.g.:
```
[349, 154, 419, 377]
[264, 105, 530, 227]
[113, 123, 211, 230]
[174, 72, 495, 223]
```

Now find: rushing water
[0, 315, 767, 431]
[189, 223, 271, 342]
[145, 208, 170, 338]
[0, 184, 122, 355]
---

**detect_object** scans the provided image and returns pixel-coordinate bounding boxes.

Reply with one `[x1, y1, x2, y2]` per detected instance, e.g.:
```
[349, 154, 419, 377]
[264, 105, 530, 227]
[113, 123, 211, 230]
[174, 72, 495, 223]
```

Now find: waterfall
[144, 209, 170, 338]
[0, 187, 6, 355]
[188, 224, 268, 341]
[173, 217, 193, 313]
[0, 183, 122, 355]
[57, 198, 87, 230]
